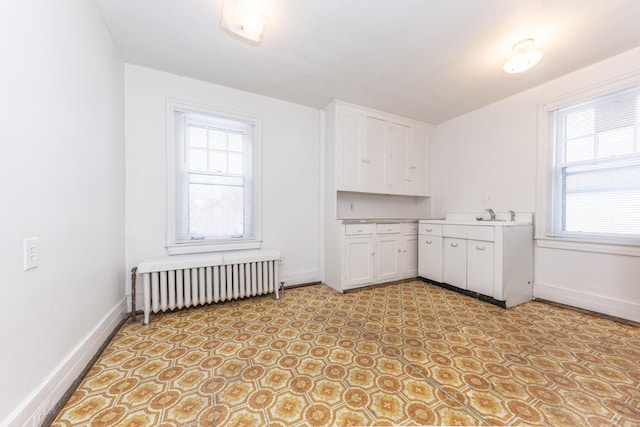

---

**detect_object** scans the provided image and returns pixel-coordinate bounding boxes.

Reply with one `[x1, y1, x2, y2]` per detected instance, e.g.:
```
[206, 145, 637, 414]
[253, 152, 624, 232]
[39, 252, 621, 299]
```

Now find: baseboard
[533, 281, 640, 323]
[3, 297, 127, 427]
[279, 269, 322, 287]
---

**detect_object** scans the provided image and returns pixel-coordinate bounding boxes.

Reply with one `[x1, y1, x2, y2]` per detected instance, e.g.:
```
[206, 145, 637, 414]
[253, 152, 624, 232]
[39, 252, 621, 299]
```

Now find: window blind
[174, 110, 254, 244]
[547, 85, 640, 243]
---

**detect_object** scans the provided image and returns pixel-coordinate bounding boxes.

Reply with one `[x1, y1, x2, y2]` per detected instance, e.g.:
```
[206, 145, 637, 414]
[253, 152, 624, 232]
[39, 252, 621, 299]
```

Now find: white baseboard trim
[533, 281, 640, 323]
[280, 269, 322, 287]
[3, 297, 127, 427]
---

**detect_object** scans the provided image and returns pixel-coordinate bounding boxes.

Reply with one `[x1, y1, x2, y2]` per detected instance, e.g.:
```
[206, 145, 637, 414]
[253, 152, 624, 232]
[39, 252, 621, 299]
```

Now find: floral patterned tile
[52, 280, 640, 427]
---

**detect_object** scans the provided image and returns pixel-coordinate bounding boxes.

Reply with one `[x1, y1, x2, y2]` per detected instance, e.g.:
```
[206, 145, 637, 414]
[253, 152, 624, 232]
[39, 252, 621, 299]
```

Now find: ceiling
[94, 0, 640, 124]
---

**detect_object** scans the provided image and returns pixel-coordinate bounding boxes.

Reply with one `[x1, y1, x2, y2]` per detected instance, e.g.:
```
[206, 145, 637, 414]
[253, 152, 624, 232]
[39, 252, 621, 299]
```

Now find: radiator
[137, 250, 281, 324]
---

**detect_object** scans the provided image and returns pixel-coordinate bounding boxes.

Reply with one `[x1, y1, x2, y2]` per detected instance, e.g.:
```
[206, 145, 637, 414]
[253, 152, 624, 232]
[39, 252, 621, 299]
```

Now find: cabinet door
[364, 116, 387, 192]
[408, 127, 429, 196]
[386, 122, 410, 193]
[443, 238, 467, 289]
[419, 235, 443, 282]
[336, 110, 364, 190]
[345, 237, 375, 288]
[467, 241, 495, 296]
[375, 234, 400, 283]
[401, 234, 419, 278]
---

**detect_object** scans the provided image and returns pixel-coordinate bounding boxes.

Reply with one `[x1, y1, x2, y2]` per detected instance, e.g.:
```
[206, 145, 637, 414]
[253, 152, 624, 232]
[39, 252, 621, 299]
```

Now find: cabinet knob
[476, 246, 486, 251]
[450, 243, 458, 248]
[398, 249, 402, 253]
[426, 228, 433, 232]
[426, 240, 432, 244]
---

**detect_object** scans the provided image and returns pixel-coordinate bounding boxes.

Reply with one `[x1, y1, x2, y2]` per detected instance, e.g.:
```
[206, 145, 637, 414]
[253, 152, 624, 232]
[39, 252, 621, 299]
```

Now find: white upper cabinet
[408, 127, 429, 196]
[336, 109, 364, 190]
[333, 101, 431, 196]
[364, 116, 387, 192]
[386, 122, 410, 193]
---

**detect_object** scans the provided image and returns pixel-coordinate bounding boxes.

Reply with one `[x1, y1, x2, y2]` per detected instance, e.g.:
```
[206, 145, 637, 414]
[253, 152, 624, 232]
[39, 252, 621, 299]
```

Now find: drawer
[376, 223, 402, 234]
[345, 223, 375, 236]
[401, 222, 418, 234]
[419, 223, 443, 236]
[443, 225, 494, 241]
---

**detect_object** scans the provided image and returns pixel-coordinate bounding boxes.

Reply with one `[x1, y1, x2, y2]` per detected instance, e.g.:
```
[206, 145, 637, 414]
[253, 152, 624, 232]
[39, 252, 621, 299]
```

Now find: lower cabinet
[343, 221, 418, 290]
[419, 220, 533, 307]
[401, 233, 419, 278]
[443, 238, 495, 294]
[443, 237, 467, 289]
[345, 237, 375, 288]
[466, 240, 494, 296]
[376, 233, 401, 282]
[418, 223, 443, 282]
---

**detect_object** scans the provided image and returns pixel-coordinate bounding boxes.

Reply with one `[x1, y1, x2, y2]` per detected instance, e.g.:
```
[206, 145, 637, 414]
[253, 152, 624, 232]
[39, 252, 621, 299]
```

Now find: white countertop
[420, 212, 534, 227]
[342, 219, 419, 224]
[419, 219, 531, 227]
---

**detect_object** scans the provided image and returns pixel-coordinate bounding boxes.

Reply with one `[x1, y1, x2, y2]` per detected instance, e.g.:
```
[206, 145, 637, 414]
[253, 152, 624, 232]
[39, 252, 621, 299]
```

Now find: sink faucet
[509, 210, 516, 222]
[485, 208, 496, 220]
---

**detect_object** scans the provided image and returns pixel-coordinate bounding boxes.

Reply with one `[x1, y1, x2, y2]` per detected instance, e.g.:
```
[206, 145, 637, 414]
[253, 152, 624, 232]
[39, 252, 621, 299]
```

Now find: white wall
[431, 47, 640, 322]
[125, 65, 322, 303]
[0, 1, 125, 425]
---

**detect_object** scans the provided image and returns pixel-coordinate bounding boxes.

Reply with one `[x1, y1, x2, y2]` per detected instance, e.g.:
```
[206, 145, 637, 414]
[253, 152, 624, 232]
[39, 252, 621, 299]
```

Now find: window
[167, 100, 261, 254]
[545, 85, 640, 246]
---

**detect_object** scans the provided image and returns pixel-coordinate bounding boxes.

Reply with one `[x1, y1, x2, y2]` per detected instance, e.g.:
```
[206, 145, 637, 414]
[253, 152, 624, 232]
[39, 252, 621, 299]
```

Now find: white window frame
[535, 72, 640, 257]
[166, 98, 262, 255]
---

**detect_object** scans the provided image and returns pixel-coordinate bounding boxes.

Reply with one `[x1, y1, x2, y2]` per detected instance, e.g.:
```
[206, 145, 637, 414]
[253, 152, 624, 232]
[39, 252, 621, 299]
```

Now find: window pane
[228, 152, 244, 175]
[190, 173, 243, 186]
[565, 136, 594, 163]
[189, 184, 244, 237]
[189, 148, 207, 172]
[189, 126, 207, 148]
[228, 132, 244, 152]
[173, 106, 256, 245]
[565, 190, 640, 235]
[209, 129, 227, 150]
[550, 85, 640, 241]
[565, 109, 594, 139]
[597, 127, 634, 158]
[209, 151, 227, 173]
[564, 162, 640, 235]
[595, 95, 637, 132]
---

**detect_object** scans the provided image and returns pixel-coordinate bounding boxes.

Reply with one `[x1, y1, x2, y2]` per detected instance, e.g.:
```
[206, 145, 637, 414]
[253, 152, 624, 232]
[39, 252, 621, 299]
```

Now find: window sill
[535, 236, 640, 257]
[166, 240, 262, 255]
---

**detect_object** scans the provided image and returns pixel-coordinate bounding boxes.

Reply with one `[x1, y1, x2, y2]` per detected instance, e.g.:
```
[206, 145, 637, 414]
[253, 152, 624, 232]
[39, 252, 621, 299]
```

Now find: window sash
[174, 109, 255, 245]
[547, 85, 640, 244]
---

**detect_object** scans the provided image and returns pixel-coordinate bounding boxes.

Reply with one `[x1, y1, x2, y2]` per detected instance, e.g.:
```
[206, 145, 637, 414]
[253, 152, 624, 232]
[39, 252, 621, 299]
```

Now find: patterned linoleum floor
[52, 281, 640, 426]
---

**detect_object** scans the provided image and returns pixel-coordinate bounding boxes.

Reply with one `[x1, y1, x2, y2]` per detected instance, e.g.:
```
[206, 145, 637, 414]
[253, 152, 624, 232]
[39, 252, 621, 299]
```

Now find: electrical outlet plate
[24, 237, 38, 271]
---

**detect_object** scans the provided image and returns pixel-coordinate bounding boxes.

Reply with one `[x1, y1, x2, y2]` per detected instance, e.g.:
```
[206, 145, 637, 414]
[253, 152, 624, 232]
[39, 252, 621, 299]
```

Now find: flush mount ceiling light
[503, 38, 543, 73]
[220, 0, 268, 43]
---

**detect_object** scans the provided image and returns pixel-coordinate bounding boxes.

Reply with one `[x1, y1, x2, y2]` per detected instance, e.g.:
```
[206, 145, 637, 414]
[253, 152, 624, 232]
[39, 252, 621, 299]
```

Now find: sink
[421, 212, 533, 227]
